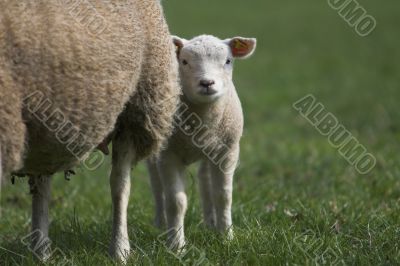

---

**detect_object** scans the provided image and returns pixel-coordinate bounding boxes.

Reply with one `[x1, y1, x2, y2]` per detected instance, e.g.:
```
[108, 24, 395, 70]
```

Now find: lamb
[0, 0, 179, 262]
[147, 35, 257, 249]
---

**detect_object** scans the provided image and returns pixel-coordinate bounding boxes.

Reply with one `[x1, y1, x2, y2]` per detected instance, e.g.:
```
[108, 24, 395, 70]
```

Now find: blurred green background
[1, 0, 399, 265]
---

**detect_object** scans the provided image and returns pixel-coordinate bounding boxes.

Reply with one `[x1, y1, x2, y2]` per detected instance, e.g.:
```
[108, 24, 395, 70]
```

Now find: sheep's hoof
[29, 244, 51, 263]
[35, 248, 51, 263]
[109, 240, 131, 264]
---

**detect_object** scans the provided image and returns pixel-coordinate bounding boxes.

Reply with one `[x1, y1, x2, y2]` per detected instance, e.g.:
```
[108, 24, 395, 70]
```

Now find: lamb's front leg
[210, 146, 239, 240]
[30, 175, 52, 261]
[158, 152, 187, 250]
[109, 134, 135, 263]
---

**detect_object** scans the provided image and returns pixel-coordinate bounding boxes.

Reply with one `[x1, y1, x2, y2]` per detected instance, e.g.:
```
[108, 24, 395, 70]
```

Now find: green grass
[1, 0, 400, 265]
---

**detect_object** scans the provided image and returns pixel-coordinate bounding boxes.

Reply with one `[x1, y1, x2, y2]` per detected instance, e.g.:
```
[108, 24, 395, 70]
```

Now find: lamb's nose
[199, 79, 215, 88]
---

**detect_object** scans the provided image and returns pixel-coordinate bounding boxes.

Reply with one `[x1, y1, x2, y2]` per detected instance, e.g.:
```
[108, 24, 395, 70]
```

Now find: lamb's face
[173, 35, 256, 104]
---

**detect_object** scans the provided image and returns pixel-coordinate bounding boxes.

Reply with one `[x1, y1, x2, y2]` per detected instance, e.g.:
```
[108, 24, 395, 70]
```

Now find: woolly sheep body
[0, 0, 179, 262]
[0, 0, 178, 176]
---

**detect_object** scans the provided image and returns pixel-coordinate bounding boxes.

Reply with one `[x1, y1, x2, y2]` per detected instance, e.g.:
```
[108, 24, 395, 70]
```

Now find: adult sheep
[0, 0, 179, 262]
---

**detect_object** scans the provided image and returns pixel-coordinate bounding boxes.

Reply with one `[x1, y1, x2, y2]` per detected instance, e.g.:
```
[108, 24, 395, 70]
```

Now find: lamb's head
[173, 35, 256, 104]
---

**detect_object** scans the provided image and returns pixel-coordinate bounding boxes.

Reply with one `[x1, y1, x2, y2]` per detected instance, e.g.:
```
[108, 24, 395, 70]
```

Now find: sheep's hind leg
[109, 131, 135, 263]
[147, 158, 166, 229]
[0, 144, 2, 214]
[30, 175, 52, 261]
[0, 144, 2, 197]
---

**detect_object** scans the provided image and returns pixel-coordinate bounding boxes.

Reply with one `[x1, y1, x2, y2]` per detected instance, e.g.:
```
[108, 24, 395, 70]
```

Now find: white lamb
[147, 34, 257, 249]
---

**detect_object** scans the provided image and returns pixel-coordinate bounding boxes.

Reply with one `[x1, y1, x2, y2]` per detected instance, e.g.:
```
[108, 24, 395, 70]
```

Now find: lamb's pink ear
[172, 36, 187, 55]
[225, 37, 257, 59]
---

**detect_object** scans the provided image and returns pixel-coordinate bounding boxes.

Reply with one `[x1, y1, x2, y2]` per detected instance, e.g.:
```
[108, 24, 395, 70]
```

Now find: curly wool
[0, 0, 179, 177]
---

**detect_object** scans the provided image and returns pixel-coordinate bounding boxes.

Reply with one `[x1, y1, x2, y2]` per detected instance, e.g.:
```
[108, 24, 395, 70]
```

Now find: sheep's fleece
[0, 0, 179, 178]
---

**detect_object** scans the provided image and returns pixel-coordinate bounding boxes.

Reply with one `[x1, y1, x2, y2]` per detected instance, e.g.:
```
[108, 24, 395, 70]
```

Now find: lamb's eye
[182, 59, 188, 65]
[225, 59, 232, 65]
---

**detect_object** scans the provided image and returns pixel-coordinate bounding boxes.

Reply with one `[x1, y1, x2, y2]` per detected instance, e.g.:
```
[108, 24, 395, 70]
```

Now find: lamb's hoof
[166, 232, 186, 251]
[203, 217, 216, 229]
[168, 239, 186, 253]
[226, 228, 235, 241]
[109, 240, 131, 264]
[218, 227, 235, 242]
[154, 216, 166, 229]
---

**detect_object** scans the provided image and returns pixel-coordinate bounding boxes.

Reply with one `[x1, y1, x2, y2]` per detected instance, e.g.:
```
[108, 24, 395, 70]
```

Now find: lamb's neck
[181, 93, 229, 126]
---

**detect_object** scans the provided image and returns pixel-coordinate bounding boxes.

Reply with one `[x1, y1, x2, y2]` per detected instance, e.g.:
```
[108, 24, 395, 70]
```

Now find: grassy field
[1, 0, 400, 265]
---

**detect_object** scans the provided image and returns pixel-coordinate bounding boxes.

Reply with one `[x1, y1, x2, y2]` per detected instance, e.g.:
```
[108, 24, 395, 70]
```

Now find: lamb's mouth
[198, 87, 218, 96]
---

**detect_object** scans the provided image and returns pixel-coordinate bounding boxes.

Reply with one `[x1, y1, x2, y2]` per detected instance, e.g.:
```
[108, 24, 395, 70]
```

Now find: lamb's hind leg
[30, 175, 52, 261]
[109, 131, 136, 263]
[159, 152, 187, 250]
[147, 158, 166, 229]
[198, 160, 216, 228]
